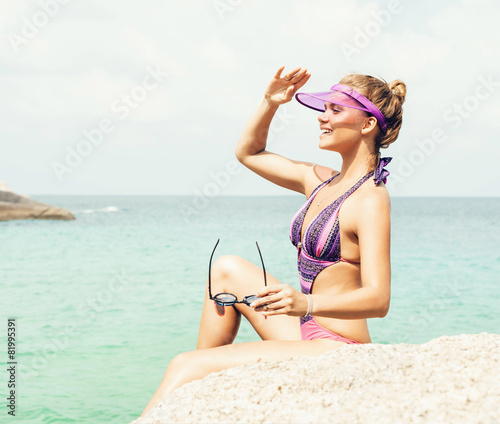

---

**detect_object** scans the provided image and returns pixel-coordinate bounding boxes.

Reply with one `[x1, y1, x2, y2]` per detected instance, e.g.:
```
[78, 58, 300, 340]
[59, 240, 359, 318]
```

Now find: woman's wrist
[262, 96, 280, 111]
[302, 294, 313, 318]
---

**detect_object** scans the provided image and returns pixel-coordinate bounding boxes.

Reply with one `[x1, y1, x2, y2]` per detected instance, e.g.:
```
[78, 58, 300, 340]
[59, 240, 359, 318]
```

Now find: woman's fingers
[285, 68, 308, 84]
[260, 306, 286, 316]
[251, 283, 308, 317]
[273, 65, 299, 81]
[282, 66, 301, 81]
[255, 284, 285, 298]
[256, 297, 294, 316]
[253, 298, 280, 311]
[277, 66, 308, 83]
[251, 286, 283, 310]
[283, 86, 295, 101]
[265, 66, 310, 106]
[252, 284, 293, 308]
[284, 69, 311, 101]
[251, 294, 280, 310]
[274, 65, 286, 79]
[293, 71, 311, 90]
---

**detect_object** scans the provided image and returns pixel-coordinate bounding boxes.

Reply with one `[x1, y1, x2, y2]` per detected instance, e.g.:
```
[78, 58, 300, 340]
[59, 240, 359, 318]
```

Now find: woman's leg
[196, 255, 301, 349]
[141, 338, 344, 417]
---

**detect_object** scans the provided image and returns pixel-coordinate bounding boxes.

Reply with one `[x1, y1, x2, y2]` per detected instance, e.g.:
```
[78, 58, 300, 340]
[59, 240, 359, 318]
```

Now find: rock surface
[132, 333, 500, 424]
[0, 182, 75, 221]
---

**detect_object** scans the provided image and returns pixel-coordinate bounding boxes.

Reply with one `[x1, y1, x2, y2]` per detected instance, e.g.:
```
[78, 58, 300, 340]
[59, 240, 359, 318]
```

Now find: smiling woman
[138, 65, 406, 418]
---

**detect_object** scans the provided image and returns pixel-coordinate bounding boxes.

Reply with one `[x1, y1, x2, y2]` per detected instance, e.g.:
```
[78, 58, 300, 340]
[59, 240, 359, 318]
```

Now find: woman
[141, 66, 406, 416]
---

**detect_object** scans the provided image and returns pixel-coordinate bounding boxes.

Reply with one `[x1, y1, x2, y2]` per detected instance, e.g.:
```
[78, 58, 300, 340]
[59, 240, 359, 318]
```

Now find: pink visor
[295, 84, 387, 132]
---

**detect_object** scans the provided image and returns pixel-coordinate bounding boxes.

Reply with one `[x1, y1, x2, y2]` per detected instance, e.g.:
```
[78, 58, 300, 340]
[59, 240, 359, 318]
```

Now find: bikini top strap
[314, 171, 374, 257]
[373, 157, 392, 185]
[289, 174, 339, 244]
[308, 173, 338, 201]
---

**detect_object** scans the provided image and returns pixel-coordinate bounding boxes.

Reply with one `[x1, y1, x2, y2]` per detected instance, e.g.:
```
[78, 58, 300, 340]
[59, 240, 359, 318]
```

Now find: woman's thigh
[152, 339, 346, 411]
[178, 338, 345, 387]
[202, 254, 301, 342]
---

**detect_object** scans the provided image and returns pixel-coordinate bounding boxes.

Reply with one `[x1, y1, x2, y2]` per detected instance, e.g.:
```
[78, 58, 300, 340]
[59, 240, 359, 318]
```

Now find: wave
[80, 206, 120, 214]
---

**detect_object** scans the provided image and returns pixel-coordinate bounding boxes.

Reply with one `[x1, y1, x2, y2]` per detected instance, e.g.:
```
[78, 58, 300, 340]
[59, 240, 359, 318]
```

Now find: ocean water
[1, 195, 499, 423]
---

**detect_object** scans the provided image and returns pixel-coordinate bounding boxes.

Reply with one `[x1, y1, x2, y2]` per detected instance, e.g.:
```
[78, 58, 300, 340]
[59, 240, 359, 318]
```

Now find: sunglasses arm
[208, 239, 220, 301]
[256, 241, 267, 287]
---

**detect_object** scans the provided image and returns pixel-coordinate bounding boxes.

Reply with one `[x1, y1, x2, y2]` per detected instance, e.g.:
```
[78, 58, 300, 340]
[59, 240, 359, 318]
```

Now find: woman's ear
[361, 116, 378, 135]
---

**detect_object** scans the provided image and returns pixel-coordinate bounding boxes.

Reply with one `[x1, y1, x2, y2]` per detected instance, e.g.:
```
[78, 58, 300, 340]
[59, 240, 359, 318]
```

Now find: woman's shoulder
[340, 181, 391, 235]
[313, 164, 339, 181]
[347, 179, 391, 220]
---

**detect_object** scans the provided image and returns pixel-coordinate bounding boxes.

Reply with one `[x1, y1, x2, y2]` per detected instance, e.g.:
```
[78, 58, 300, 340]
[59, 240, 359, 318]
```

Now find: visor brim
[295, 91, 368, 113]
[295, 84, 388, 132]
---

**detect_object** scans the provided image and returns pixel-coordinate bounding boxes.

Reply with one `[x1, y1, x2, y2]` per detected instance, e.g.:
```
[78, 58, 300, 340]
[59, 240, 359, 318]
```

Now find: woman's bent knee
[164, 351, 200, 383]
[166, 350, 215, 382]
[168, 351, 196, 371]
[211, 255, 246, 281]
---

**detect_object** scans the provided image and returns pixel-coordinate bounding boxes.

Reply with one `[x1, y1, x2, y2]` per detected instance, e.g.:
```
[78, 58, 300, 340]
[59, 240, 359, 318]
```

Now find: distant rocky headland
[0, 182, 75, 221]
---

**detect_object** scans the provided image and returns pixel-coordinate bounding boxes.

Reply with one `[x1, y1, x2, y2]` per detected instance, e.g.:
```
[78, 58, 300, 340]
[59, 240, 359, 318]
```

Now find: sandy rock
[132, 333, 500, 424]
[0, 183, 75, 221]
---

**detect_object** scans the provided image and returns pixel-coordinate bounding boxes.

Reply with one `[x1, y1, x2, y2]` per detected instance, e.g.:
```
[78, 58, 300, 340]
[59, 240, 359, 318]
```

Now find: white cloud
[428, 0, 500, 63]
[119, 25, 189, 78]
[281, 0, 375, 47]
[2, 71, 121, 118]
[382, 30, 451, 76]
[1, 0, 499, 195]
[196, 37, 239, 73]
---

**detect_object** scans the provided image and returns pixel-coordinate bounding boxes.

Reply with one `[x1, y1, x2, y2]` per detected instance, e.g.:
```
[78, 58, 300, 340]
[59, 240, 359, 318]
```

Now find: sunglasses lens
[214, 302, 225, 317]
[213, 293, 237, 317]
[214, 294, 237, 305]
[244, 295, 258, 305]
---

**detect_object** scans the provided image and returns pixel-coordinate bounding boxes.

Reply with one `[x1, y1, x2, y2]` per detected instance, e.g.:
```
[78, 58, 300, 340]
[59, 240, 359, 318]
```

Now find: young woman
[141, 66, 406, 416]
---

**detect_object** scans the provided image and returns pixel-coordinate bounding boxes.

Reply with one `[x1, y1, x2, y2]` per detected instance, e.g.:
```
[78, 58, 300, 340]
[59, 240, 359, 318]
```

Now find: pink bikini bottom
[300, 317, 362, 344]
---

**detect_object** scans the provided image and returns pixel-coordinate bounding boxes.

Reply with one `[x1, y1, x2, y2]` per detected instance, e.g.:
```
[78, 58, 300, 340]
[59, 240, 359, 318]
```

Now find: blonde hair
[339, 74, 406, 152]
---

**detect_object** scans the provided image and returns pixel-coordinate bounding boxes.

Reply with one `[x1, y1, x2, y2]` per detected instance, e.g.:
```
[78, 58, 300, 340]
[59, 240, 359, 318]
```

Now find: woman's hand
[264, 66, 311, 107]
[250, 283, 308, 317]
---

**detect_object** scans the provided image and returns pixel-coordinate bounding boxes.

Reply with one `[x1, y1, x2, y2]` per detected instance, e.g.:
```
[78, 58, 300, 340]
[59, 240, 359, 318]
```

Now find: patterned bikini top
[289, 157, 392, 262]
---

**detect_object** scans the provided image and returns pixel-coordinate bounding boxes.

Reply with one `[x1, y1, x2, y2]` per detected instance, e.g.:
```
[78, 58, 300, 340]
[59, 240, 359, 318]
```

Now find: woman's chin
[318, 136, 335, 150]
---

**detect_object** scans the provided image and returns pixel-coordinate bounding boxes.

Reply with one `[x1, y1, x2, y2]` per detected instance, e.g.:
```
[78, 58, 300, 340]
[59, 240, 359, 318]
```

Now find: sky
[0, 0, 499, 197]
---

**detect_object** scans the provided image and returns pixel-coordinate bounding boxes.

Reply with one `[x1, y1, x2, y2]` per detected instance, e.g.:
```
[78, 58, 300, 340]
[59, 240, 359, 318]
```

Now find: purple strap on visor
[295, 83, 387, 132]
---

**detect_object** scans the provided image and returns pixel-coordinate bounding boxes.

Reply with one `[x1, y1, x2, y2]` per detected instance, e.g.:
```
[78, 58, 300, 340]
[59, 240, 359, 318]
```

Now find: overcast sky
[1, 0, 499, 197]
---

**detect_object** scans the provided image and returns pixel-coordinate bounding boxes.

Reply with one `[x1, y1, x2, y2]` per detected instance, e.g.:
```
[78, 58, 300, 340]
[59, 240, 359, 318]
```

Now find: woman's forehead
[325, 91, 362, 107]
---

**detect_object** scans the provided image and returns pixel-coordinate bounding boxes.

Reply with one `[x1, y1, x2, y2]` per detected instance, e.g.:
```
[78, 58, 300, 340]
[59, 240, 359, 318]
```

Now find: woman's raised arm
[234, 66, 317, 195]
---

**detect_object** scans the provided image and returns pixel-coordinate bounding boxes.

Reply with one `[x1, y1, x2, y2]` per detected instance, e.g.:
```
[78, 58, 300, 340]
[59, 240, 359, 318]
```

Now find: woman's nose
[318, 111, 328, 122]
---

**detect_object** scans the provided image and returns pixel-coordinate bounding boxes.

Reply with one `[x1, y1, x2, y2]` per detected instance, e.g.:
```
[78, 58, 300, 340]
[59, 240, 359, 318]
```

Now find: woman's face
[317, 101, 369, 152]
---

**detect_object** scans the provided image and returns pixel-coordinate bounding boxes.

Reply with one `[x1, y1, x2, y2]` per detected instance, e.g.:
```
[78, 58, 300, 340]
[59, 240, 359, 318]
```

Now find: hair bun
[388, 80, 406, 104]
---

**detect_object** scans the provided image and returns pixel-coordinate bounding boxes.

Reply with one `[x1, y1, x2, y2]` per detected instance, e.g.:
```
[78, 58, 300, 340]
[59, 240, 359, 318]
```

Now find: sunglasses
[208, 239, 267, 317]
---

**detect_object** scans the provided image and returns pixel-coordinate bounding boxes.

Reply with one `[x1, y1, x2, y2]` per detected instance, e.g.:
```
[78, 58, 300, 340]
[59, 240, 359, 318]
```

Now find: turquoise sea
[1, 195, 499, 423]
